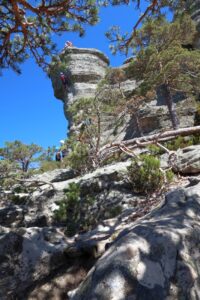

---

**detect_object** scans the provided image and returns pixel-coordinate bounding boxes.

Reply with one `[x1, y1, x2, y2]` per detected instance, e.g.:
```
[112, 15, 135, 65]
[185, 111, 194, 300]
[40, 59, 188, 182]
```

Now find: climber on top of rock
[65, 41, 73, 48]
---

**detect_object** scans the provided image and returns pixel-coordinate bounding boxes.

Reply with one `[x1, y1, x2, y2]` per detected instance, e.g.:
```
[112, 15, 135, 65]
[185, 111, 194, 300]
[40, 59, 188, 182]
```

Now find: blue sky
[0, 2, 150, 149]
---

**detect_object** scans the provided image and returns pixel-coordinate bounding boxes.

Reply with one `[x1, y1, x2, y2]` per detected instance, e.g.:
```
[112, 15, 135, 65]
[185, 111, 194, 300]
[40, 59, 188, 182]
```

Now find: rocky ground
[1, 145, 200, 299]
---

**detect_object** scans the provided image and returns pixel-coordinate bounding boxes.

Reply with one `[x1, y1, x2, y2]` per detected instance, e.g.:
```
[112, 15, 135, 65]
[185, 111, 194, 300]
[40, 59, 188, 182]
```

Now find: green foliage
[39, 160, 61, 173]
[0, 159, 19, 189]
[68, 97, 94, 125]
[192, 134, 200, 145]
[0, 0, 99, 74]
[63, 141, 92, 175]
[54, 183, 96, 236]
[107, 1, 195, 54]
[128, 15, 200, 97]
[38, 146, 56, 162]
[125, 15, 200, 129]
[127, 155, 164, 195]
[164, 136, 193, 151]
[194, 103, 200, 126]
[0, 140, 42, 172]
[148, 144, 164, 156]
[10, 194, 27, 205]
[107, 205, 122, 218]
[165, 169, 174, 183]
[48, 57, 69, 77]
[105, 68, 126, 85]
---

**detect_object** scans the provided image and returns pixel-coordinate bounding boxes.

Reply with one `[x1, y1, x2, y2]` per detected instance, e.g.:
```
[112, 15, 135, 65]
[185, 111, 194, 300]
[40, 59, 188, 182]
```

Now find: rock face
[51, 47, 109, 106]
[175, 145, 200, 174]
[70, 181, 200, 300]
[50, 46, 197, 145]
[0, 227, 70, 299]
[0, 160, 158, 299]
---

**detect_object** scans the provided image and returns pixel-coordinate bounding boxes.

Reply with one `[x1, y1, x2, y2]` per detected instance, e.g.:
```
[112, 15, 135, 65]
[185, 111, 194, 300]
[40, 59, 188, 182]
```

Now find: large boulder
[0, 205, 26, 227]
[23, 161, 136, 227]
[30, 168, 76, 183]
[0, 226, 71, 299]
[69, 182, 200, 300]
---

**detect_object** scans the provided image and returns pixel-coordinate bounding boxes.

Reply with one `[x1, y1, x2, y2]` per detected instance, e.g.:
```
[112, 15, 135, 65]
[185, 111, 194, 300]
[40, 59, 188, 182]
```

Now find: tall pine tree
[128, 15, 200, 129]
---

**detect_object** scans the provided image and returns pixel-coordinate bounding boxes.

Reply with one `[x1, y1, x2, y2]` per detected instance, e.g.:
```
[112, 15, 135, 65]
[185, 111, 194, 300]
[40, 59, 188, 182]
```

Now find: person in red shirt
[60, 72, 68, 88]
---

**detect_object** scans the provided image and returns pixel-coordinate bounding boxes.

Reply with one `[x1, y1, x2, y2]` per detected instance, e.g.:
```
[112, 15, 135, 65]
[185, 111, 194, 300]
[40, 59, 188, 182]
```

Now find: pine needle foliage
[127, 155, 164, 195]
[54, 182, 96, 236]
[128, 15, 200, 129]
[0, 0, 98, 74]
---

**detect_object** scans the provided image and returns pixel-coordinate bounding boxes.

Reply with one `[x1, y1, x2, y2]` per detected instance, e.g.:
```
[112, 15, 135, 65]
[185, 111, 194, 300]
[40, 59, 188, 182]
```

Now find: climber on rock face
[60, 72, 68, 88]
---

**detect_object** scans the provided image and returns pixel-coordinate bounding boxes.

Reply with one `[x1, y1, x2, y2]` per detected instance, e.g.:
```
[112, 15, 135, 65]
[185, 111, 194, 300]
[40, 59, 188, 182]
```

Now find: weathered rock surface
[21, 161, 135, 227]
[69, 181, 200, 300]
[175, 145, 200, 174]
[0, 205, 26, 227]
[0, 226, 71, 299]
[51, 47, 109, 105]
[50, 46, 197, 145]
[0, 150, 198, 299]
[30, 168, 76, 183]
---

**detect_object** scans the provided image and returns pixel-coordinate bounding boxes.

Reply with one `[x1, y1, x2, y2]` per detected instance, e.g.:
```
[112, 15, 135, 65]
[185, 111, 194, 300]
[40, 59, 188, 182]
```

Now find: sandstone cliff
[50, 47, 197, 146]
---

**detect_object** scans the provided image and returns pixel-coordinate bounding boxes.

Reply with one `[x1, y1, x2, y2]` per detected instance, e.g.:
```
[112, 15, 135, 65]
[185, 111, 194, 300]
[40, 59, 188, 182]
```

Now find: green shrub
[127, 155, 164, 195]
[10, 194, 27, 205]
[192, 134, 200, 145]
[194, 103, 200, 126]
[165, 169, 174, 183]
[108, 205, 122, 218]
[148, 144, 164, 155]
[164, 136, 193, 151]
[63, 142, 92, 175]
[39, 161, 61, 172]
[54, 183, 96, 236]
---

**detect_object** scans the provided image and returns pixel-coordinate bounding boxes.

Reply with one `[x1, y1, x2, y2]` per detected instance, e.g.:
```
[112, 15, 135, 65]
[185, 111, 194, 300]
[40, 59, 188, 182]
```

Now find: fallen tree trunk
[98, 125, 200, 161]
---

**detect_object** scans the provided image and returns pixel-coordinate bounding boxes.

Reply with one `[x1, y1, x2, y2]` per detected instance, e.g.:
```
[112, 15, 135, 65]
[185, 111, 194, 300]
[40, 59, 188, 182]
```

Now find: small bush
[164, 136, 193, 151]
[165, 170, 174, 183]
[63, 143, 92, 175]
[39, 161, 61, 172]
[148, 144, 164, 155]
[128, 155, 164, 195]
[10, 194, 27, 205]
[54, 183, 96, 236]
[108, 206, 122, 218]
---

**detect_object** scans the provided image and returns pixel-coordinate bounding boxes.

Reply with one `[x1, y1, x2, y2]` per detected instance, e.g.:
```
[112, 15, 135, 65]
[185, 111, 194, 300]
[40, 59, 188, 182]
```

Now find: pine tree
[128, 15, 200, 129]
[0, 140, 42, 172]
[0, 0, 98, 74]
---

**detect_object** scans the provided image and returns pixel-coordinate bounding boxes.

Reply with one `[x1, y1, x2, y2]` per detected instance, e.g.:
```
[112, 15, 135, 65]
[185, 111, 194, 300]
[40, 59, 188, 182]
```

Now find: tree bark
[162, 83, 179, 130]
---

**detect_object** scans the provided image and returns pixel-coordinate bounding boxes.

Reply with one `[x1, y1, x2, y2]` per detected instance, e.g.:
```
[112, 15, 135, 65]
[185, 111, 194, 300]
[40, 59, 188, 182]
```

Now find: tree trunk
[22, 160, 29, 172]
[133, 112, 143, 137]
[162, 83, 179, 130]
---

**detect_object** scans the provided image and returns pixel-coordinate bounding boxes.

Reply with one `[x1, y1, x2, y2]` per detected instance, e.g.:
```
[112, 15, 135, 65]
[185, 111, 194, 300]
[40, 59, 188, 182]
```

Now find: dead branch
[120, 0, 159, 49]
[98, 125, 200, 161]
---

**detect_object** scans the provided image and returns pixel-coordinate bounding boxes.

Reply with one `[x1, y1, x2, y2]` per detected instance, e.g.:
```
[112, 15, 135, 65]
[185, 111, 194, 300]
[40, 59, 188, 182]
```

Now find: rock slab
[70, 182, 200, 300]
